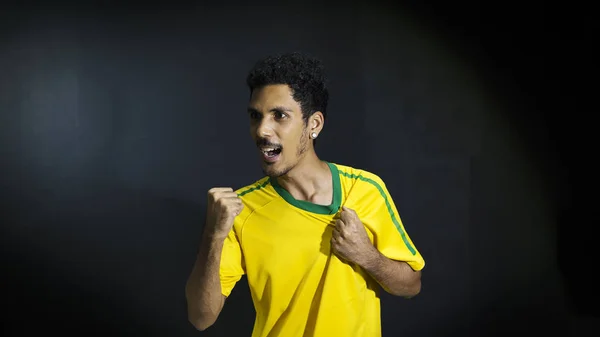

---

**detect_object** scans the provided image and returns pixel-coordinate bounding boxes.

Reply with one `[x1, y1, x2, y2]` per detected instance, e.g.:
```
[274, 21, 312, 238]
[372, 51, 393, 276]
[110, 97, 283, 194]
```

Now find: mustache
[256, 139, 282, 149]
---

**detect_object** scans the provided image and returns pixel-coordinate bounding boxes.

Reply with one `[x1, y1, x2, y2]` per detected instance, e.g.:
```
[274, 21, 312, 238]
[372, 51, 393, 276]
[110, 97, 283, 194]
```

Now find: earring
[311, 132, 318, 139]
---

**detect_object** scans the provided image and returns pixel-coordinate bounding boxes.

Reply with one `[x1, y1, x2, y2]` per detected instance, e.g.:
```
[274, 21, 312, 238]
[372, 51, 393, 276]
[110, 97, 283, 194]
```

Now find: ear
[309, 111, 325, 136]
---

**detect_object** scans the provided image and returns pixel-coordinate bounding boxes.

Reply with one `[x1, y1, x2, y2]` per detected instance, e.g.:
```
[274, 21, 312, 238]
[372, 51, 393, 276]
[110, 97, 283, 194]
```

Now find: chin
[262, 166, 281, 178]
[262, 162, 290, 178]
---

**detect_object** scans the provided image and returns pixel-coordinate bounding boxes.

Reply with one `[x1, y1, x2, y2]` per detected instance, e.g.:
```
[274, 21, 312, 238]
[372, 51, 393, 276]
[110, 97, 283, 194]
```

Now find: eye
[249, 111, 260, 120]
[274, 111, 287, 120]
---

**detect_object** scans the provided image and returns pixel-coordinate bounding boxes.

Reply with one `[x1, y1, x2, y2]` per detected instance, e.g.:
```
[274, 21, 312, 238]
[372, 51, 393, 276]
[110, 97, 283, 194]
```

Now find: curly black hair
[246, 52, 329, 123]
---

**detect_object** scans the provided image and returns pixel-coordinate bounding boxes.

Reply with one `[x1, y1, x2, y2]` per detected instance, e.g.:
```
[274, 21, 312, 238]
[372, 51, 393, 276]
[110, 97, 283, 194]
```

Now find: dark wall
[1, 2, 586, 337]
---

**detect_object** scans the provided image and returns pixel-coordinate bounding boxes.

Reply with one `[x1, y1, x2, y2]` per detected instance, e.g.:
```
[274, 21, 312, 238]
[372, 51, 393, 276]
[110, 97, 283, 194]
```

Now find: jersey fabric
[220, 162, 425, 337]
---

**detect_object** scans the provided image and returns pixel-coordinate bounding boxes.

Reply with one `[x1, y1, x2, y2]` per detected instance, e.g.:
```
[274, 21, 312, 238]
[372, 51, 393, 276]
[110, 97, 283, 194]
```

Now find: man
[185, 52, 425, 337]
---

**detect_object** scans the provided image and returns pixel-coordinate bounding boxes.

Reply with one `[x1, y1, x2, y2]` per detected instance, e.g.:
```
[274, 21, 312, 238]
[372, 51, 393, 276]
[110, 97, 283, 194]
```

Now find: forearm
[185, 227, 227, 330]
[357, 247, 421, 297]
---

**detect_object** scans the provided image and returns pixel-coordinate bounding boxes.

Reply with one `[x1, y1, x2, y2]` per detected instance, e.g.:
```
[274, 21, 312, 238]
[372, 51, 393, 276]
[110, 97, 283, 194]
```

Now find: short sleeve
[356, 175, 425, 271]
[220, 227, 245, 297]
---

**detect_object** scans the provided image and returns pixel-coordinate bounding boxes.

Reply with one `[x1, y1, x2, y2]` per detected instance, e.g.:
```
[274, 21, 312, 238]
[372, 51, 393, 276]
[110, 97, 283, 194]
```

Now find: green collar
[270, 162, 341, 215]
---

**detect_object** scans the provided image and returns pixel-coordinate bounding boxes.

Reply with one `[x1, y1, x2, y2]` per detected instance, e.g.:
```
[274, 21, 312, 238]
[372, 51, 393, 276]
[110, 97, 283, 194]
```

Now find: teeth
[262, 147, 275, 152]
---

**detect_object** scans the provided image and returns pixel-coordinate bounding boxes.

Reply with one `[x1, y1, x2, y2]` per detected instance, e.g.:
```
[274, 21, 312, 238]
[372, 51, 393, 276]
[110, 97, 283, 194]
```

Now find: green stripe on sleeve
[237, 179, 270, 197]
[339, 171, 417, 255]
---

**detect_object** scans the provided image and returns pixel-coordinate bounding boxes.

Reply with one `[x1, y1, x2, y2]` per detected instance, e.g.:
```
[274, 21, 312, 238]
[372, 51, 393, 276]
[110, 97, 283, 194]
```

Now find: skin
[185, 187, 242, 330]
[332, 206, 422, 297]
[185, 84, 421, 331]
[247, 84, 331, 204]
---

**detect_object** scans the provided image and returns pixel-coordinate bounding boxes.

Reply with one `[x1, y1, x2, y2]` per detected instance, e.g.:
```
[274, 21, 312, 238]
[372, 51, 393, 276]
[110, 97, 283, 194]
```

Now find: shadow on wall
[2, 186, 255, 337]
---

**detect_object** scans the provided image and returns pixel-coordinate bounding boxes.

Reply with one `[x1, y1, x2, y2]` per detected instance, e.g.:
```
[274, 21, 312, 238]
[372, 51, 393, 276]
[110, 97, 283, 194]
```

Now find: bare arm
[357, 246, 421, 297]
[331, 206, 422, 298]
[185, 187, 243, 330]
[185, 227, 228, 330]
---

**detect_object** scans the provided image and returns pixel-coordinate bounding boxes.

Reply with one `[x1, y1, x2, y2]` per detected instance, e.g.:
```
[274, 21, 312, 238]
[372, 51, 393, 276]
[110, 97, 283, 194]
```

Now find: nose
[256, 118, 274, 138]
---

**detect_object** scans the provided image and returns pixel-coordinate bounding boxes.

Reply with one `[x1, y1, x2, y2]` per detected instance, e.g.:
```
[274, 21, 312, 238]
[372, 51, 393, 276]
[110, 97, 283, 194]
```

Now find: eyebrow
[247, 106, 294, 114]
[270, 106, 294, 113]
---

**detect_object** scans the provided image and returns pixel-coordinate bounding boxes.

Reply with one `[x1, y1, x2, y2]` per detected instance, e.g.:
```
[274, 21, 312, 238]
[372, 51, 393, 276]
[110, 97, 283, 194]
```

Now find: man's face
[248, 84, 310, 177]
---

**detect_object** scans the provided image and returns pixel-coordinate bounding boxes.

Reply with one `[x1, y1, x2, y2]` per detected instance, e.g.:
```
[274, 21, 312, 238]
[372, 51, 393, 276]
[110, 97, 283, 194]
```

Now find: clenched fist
[331, 206, 376, 266]
[206, 187, 244, 238]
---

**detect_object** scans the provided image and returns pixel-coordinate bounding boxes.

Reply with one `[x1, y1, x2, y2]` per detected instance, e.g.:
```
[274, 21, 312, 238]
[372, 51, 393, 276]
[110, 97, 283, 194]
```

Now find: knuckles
[207, 187, 243, 219]
[207, 187, 234, 199]
[215, 198, 242, 213]
[341, 208, 357, 220]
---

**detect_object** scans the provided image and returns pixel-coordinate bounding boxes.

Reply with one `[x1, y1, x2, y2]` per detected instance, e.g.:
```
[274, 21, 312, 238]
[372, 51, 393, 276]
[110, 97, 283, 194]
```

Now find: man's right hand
[206, 187, 244, 238]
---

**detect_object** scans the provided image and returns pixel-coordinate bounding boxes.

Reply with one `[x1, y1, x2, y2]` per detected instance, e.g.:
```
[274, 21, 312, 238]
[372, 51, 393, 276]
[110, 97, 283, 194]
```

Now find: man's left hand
[331, 206, 377, 266]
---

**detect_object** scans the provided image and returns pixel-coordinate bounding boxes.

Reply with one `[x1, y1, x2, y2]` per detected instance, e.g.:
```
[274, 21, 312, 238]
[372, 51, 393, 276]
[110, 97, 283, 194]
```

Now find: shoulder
[330, 162, 388, 189]
[235, 176, 271, 197]
[331, 163, 396, 216]
[234, 176, 278, 212]
[231, 176, 277, 231]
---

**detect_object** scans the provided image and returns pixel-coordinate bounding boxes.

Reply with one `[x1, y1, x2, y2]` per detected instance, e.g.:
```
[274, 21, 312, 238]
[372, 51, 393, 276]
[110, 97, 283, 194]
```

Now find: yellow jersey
[220, 162, 425, 337]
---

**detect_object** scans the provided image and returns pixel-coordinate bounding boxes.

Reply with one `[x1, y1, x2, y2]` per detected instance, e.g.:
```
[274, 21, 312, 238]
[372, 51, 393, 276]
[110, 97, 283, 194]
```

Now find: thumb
[341, 205, 356, 217]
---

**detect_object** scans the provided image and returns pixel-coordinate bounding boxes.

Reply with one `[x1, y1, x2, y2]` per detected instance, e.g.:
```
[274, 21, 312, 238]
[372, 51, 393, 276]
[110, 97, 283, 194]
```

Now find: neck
[276, 151, 332, 204]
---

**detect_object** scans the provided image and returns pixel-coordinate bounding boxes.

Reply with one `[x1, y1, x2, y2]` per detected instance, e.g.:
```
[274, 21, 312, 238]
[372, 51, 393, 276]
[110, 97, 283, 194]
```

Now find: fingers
[329, 233, 347, 263]
[214, 196, 241, 206]
[208, 187, 238, 200]
[216, 192, 239, 199]
[334, 218, 345, 230]
[209, 188, 241, 207]
[233, 200, 244, 215]
[208, 187, 234, 196]
[332, 220, 344, 240]
[330, 228, 340, 246]
[223, 197, 244, 215]
[332, 221, 341, 234]
[209, 187, 233, 193]
[208, 187, 243, 215]
[340, 206, 357, 223]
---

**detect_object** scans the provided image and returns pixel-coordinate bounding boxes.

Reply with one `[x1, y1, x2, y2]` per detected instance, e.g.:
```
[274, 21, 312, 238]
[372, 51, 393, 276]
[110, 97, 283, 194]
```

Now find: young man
[185, 52, 425, 337]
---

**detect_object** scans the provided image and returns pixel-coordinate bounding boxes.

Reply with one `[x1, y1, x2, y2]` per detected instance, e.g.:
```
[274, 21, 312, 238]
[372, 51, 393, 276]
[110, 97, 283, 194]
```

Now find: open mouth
[260, 146, 282, 162]
[262, 147, 281, 157]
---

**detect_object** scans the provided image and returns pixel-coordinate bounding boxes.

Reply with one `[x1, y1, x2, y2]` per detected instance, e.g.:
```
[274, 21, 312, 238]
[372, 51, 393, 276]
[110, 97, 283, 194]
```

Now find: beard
[262, 128, 310, 178]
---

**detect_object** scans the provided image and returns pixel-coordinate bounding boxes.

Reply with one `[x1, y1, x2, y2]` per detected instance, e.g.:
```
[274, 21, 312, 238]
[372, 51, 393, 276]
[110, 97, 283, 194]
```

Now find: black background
[1, 1, 592, 336]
